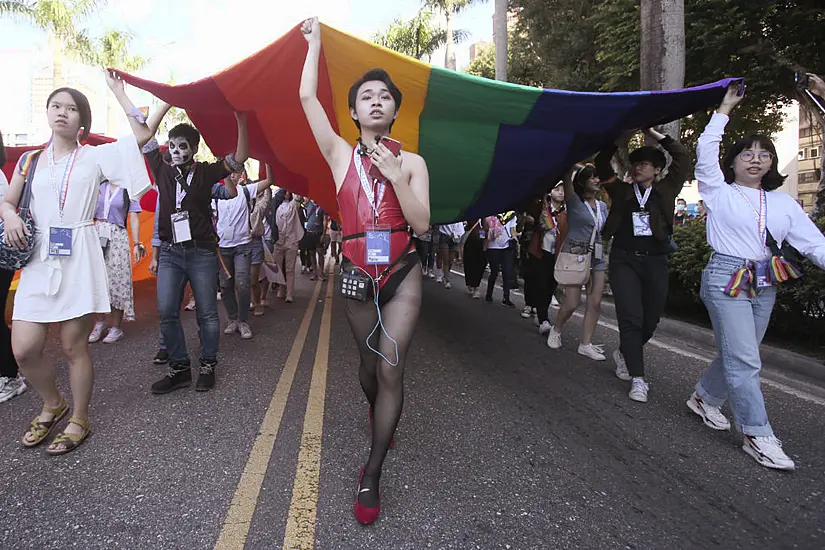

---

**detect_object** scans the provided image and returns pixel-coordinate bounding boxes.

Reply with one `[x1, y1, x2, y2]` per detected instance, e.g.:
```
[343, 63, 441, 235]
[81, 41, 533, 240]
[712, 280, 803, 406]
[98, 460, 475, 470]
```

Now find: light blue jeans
[696, 253, 776, 437]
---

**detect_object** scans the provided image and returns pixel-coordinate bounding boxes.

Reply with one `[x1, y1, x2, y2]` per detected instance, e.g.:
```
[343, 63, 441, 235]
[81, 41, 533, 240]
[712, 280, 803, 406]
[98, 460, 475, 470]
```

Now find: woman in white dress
[1, 83, 149, 455]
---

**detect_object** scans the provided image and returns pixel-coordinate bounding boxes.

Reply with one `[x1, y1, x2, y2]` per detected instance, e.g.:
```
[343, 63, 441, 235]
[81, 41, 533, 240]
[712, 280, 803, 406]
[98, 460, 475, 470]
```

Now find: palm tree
[373, 8, 468, 62]
[0, 0, 105, 85]
[96, 29, 147, 134]
[424, 0, 487, 70]
[493, 0, 507, 81]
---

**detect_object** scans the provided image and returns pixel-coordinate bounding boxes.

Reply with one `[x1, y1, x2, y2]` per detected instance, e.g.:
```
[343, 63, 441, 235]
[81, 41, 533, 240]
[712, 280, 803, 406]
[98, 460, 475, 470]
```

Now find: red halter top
[337, 147, 413, 287]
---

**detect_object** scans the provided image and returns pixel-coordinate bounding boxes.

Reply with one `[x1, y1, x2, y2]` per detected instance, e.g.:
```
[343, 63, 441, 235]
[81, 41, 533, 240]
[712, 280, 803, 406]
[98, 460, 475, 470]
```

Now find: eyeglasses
[739, 150, 773, 163]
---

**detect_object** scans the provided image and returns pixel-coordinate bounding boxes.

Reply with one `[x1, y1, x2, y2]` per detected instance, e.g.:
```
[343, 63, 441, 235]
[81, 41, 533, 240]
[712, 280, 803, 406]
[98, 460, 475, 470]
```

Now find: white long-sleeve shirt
[696, 113, 825, 269]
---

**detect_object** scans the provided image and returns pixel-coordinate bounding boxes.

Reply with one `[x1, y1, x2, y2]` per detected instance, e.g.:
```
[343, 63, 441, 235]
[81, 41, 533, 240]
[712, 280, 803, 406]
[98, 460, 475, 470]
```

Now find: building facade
[798, 106, 823, 213]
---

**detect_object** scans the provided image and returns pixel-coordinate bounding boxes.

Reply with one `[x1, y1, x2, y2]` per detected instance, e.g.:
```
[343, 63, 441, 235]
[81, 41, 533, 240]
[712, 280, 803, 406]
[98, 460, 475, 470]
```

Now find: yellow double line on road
[215, 266, 334, 550]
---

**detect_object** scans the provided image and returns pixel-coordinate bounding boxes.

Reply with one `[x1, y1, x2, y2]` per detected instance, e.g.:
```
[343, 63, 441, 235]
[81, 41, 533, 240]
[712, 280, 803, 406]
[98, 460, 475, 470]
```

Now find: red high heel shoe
[353, 467, 381, 525]
[368, 408, 396, 449]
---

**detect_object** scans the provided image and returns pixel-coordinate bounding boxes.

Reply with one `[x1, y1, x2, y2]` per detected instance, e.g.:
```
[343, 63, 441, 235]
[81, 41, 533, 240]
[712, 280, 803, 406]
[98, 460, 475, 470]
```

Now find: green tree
[510, 0, 824, 164]
[0, 0, 105, 85]
[372, 8, 467, 62]
[96, 29, 147, 134]
[424, 0, 487, 70]
[465, 32, 546, 87]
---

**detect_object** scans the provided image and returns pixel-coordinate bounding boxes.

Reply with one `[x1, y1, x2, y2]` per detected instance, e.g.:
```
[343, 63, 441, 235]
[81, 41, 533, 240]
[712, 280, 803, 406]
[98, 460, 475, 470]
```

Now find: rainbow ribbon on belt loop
[768, 255, 803, 284]
[723, 266, 757, 298]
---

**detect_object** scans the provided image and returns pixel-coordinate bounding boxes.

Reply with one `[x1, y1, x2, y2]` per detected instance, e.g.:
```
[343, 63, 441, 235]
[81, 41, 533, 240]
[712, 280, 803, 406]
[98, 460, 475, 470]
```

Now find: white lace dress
[13, 136, 150, 323]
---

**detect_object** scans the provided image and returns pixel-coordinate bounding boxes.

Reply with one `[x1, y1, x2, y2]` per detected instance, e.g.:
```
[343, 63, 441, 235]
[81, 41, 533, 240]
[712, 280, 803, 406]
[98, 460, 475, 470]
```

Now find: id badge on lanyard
[48, 144, 78, 257]
[754, 260, 771, 289]
[355, 148, 392, 265]
[49, 227, 73, 256]
[171, 168, 195, 243]
[172, 211, 193, 243]
[632, 182, 654, 237]
[366, 224, 391, 265]
[594, 242, 604, 261]
[632, 211, 653, 237]
[97, 183, 117, 248]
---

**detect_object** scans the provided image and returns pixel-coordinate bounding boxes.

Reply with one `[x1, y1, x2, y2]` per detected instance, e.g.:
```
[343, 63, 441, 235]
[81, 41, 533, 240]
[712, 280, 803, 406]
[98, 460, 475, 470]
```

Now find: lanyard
[175, 167, 195, 210]
[584, 199, 602, 233]
[353, 148, 385, 220]
[633, 182, 653, 211]
[47, 143, 79, 222]
[101, 182, 119, 220]
[732, 184, 767, 248]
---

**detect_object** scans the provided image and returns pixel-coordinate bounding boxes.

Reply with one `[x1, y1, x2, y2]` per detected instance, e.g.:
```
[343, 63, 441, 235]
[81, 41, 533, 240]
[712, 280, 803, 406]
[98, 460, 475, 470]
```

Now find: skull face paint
[168, 136, 197, 166]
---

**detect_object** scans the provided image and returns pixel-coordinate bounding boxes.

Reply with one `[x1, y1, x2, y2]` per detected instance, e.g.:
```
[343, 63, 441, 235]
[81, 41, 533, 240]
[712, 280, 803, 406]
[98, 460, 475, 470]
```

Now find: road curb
[600, 298, 825, 384]
[451, 265, 825, 384]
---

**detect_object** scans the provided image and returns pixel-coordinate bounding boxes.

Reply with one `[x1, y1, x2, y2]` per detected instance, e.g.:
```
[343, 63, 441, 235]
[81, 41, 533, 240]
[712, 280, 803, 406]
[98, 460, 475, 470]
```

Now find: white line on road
[448, 268, 825, 407]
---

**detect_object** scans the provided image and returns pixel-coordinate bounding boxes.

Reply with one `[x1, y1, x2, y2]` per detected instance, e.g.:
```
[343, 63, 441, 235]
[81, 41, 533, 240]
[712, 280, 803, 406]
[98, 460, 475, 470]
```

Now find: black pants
[0, 269, 19, 378]
[535, 252, 559, 324]
[413, 237, 431, 269]
[609, 248, 670, 378]
[486, 248, 513, 301]
[463, 238, 487, 288]
[521, 254, 540, 308]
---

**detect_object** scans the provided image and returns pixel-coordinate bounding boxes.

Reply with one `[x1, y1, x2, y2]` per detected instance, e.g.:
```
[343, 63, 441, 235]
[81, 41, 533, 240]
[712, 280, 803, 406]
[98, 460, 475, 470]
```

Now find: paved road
[2, 266, 824, 550]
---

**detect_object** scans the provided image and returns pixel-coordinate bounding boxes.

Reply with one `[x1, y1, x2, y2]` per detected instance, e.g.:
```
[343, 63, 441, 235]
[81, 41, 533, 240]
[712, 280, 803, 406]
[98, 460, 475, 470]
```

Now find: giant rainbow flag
[115, 22, 738, 223]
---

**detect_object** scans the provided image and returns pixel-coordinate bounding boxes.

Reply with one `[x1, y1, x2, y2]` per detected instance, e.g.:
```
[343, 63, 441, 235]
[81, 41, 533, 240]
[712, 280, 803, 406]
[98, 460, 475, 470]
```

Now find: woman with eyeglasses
[687, 84, 825, 471]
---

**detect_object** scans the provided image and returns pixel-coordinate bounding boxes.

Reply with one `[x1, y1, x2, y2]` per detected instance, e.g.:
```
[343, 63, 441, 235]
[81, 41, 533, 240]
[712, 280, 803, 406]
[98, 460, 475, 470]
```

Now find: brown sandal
[22, 397, 69, 448]
[45, 417, 91, 456]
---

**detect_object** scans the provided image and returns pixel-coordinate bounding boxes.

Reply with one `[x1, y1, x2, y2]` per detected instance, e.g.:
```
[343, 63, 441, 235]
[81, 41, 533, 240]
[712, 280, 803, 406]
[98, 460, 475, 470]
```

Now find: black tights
[344, 263, 422, 507]
[0, 268, 18, 378]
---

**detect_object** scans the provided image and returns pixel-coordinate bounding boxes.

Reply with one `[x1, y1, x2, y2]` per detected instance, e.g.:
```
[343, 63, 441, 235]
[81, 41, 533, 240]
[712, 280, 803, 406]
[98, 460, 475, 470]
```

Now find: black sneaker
[485, 295, 493, 303]
[502, 299, 516, 308]
[196, 360, 217, 392]
[151, 363, 191, 394]
[153, 349, 169, 365]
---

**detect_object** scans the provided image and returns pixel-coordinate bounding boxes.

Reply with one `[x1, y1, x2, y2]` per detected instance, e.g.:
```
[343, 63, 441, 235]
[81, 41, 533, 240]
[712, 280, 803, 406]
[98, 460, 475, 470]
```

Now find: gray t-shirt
[565, 193, 607, 245]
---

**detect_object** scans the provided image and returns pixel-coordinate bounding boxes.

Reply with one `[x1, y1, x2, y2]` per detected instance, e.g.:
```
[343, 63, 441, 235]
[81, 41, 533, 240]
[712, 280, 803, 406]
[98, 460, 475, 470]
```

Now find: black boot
[196, 359, 217, 392]
[151, 361, 192, 394]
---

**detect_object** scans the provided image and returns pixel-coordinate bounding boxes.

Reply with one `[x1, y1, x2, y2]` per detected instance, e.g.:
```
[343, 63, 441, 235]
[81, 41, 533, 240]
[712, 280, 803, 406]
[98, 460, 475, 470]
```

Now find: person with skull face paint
[107, 72, 249, 394]
[300, 18, 431, 525]
[1, 82, 150, 455]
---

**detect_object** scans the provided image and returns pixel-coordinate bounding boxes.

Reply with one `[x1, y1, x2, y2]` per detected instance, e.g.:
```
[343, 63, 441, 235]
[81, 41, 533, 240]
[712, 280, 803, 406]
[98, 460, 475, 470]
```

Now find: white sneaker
[224, 321, 239, 335]
[436, 273, 444, 284]
[613, 350, 631, 381]
[551, 296, 560, 307]
[628, 378, 649, 403]
[520, 306, 533, 319]
[102, 327, 124, 344]
[184, 297, 196, 311]
[0, 376, 28, 403]
[538, 321, 552, 335]
[742, 435, 795, 471]
[472, 289, 481, 299]
[88, 322, 106, 343]
[445, 281, 452, 289]
[686, 392, 730, 431]
[546, 329, 562, 349]
[578, 343, 606, 361]
[239, 322, 253, 340]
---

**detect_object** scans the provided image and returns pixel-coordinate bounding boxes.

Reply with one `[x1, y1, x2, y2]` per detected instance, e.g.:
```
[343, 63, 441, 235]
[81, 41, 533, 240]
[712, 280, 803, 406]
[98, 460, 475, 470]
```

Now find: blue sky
[0, 0, 494, 82]
[0, 0, 494, 133]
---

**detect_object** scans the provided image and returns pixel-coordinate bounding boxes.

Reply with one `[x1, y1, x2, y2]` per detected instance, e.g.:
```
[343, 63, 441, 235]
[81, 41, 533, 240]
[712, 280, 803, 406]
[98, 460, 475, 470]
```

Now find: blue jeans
[219, 243, 252, 323]
[696, 253, 776, 436]
[157, 243, 220, 365]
